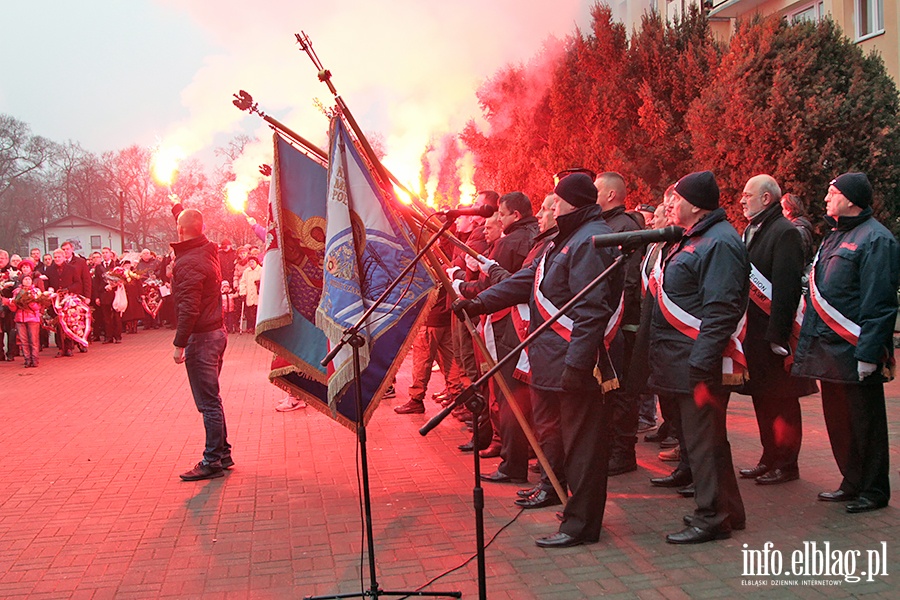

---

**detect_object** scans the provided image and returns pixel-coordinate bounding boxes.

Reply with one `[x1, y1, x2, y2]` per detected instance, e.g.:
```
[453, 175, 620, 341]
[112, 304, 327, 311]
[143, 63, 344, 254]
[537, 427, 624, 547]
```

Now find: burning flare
[224, 180, 250, 215]
[151, 145, 185, 187]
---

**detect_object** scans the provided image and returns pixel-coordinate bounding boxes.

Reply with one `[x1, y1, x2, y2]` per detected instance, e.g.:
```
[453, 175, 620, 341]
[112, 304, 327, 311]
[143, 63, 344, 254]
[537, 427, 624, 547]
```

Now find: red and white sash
[657, 261, 748, 384]
[533, 253, 574, 343]
[640, 243, 662, 299]
[482, 306, 512, 362]
[748, 263, 805, 365]
[807, 252, 860, 346]
[533, 252, 623, 350]
[510, 303, 532, 382]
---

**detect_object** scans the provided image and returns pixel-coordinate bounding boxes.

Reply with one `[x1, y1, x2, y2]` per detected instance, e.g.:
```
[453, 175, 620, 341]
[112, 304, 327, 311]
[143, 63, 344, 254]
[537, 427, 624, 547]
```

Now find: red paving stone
[1, 328, 899, 598]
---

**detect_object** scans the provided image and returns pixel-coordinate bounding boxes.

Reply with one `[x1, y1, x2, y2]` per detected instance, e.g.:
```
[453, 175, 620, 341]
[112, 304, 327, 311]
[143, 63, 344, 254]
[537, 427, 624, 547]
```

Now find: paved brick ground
[1, 329, 898, 599]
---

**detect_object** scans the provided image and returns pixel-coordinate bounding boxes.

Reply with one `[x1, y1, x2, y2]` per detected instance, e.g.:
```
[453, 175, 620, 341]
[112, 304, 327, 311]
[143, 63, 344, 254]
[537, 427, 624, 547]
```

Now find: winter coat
[648, 208, 750, 394]
[476, 204, 624, 391]
[4, 287, 43, 323]
[239, 264, 262, 307]
[171, 234, 224, 348]
[791, 216, 816, 266]
[601, 205, 645, 327]
[45, 261, 80, 295]
[740, 201, 817, 398]
[791, 208, 900, 384]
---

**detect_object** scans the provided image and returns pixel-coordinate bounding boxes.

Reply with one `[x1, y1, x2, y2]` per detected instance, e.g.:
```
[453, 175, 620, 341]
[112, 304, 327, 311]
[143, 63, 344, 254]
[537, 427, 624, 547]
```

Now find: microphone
[592, 226, 684, 250]
[439, 205, 496, 219]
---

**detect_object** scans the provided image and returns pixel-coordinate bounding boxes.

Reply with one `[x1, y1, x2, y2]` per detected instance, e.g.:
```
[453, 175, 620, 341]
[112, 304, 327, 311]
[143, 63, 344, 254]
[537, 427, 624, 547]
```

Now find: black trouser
[820, 382, 890, 504]
[609, 329, 639, 459]
[750, 394, 802, 470]
[534, 387, 611, 542]
[677, 387, 744, 532]
[490, 342, 532, 480]
[531, 383, 566, 493]
[1, 311, 18, 358]
[101, 303, 122, 341]
[657, 393, 690, 473]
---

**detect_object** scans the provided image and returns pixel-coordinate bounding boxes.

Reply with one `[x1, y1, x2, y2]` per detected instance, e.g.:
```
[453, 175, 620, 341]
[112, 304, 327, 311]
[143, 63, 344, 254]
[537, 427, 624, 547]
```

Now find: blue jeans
[184, 327, 230, 465]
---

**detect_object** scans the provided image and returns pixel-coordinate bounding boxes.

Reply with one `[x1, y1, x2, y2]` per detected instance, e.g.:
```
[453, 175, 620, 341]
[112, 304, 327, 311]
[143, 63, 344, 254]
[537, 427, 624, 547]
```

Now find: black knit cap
[831, 172, 872, 208]
[674, 170, 719, 211]
[554, 172, 597, 208]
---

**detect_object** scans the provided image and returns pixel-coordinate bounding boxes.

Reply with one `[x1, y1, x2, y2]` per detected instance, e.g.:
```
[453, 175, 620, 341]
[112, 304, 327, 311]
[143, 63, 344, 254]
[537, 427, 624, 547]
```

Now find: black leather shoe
[739, 464, 769, 479]
[480, 470, 527, 484]
[756, 467, 799, 485]
[535, 532, 586, 548]
[608, 457, 637, 476]
[846, 497, 888, 514]
[683, 515, 745, 531]
[515, 489, 562, 509]
[658, 436, 679, 448]
[818, 489, 858, 502]
[479, 443, 501, 458]
[677, 483, 695, 497]
[517, 484, 541, 498]
[458, 436, 491, 453]
[666, 526, 731, 544]
[650, 470, 692, 488]
[221, 456, 234, 469]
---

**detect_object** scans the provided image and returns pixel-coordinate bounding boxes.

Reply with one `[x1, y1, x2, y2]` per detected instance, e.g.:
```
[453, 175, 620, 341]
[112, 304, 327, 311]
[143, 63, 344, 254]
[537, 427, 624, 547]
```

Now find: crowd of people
[4, 168, 896, 547]
[0, 238, 265, 368]
[391, 168, 898, 548]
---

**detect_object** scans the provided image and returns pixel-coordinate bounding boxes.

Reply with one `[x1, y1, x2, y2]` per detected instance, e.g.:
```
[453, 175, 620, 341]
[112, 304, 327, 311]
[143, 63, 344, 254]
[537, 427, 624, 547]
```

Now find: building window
[90, 235, 102, 249]
[789, 1, 824, 24]
[856, 0, 885, 40]
[48, 236, 58, 249]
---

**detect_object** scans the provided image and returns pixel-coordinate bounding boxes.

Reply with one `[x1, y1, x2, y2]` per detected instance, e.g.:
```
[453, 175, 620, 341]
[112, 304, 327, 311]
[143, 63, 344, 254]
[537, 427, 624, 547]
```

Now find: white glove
[858, 361, 877, 381]
[451, 279, 463, 296]
[246, 216, 257, 226]
[474, 254, 497, 275]
[770, 343, 789, 356]
[445, 266, 462, 279]
[464, 254, 479, 272]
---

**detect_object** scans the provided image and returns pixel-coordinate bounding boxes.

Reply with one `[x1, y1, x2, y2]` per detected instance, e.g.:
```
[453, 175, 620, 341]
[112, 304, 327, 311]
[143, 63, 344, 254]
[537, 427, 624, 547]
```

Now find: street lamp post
[117, 190, 125, 254]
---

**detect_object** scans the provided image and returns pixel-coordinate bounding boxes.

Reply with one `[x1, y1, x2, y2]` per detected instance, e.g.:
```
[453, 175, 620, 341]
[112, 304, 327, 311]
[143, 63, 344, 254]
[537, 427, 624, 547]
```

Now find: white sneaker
[276, 396, 306, 412]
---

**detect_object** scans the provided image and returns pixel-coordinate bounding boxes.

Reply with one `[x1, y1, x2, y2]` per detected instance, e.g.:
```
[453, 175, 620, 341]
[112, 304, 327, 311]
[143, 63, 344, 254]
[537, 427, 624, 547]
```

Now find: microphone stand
[420, 251, 629, 600]
[307, 217, 461, 600]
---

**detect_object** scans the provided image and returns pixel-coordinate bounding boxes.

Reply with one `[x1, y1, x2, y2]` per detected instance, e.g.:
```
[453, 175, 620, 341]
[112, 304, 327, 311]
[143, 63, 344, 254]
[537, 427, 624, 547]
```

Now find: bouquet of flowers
[103, 266, 142, 289]
[14, 287, 53, 310]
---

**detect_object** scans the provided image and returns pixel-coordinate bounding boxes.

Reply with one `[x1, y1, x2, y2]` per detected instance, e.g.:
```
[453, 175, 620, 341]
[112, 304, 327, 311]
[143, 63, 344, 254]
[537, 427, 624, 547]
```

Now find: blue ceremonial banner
[316, 117, 436, 419]
[254, 134, 331, 403]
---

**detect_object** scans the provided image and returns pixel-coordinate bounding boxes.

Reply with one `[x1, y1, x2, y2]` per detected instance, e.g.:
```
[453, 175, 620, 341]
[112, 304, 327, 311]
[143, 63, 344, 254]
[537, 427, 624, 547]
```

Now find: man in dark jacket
[792, 172, 899, 513]
[648, 171, 748, 544]
[94, 247, 122, 344]
[46, 248, 83, 357]
[61, 241, 92, 353]
[171, 207, 232, 482]
[462, 192, 540, 485]
[594, 172, 646, 476]
[738, 175, 817, 485]
[454, 173, 623, 547]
